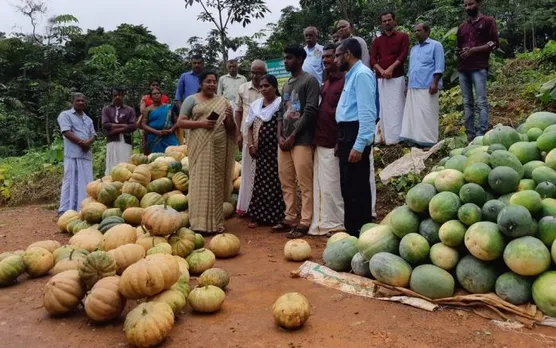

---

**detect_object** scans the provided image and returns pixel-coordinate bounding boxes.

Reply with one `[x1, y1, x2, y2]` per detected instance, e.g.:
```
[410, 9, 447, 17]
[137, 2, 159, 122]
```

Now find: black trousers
[337, 121, 373, 236]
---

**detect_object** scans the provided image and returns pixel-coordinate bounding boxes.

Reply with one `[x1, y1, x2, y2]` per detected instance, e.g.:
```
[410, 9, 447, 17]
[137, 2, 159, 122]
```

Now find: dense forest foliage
[0, 0, 555, 205]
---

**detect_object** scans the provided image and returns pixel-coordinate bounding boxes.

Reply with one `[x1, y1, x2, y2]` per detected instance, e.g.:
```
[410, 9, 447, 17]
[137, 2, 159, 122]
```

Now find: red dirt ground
[1, 205, 555, 348]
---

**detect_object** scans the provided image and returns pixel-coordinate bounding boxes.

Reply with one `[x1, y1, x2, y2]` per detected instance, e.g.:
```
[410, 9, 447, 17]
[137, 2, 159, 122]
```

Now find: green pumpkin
[147, 177, 174, 194]
[102, 208, 123, 220]
[167, 161, 183, 174]
[167, 194, 188, 212]
[147, 152, 165, 163]
[168, 228, 196, 257]
[97, 183, 120, 206]
[78, 251, 117, 288]
[98, 216, 126, 234]
[114, 193, 140, 211]
[66, 219, 84, 235]
[122, 182, 147, 200]
[172, 172, 189, 192]
[0, 255, 26, 287]
[71, 220, 92, 235]
[129, 153, 149, 165]
[140, 192, 165, 208]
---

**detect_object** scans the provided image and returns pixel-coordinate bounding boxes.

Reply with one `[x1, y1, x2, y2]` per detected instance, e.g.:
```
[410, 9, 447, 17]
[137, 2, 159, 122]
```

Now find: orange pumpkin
[84, 276, 126, 322]
[122, 207, 144, 226]
[108, 244, 146, 274]
[130, 164, 151, 187]
[101, 224, 137, 251]
[43, 270, 86, 315]
[111, 165, 132, 182]
[119, 254, 180, 299]
[142, 204, 182, 236]
[124, 302, 174, 348]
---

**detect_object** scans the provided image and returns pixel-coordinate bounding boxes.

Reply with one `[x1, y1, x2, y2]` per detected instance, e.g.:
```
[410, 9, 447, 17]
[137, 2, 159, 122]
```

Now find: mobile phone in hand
[208, 111, 219, 121]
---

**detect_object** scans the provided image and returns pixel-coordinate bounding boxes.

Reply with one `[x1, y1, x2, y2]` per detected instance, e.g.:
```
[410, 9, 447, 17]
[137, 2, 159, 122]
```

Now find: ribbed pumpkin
[162, 190, 182, 200]
[147, 177, 174, 194]
[122, 207, 144, 226]
[124, 302, 174, 348]
[122, 181, 147, 200]
[69, 228, 103, 252]
[167, 194, 188, 211]
[78, 251, 117, 288]
[119, 254, 180, 299]
[173, 275, 191, 296]
[0, 255, 25, 286]
[23, 247, 54, 277]
[53, 245, 89, 264]
[98, 216, 125, 234]
[181, 156, 189, 172]
[130, 164, 152, 187]
[168, 228, 196, 257]
[198, 268, 230, 289]
[208, 233, 241, 258]
[233, 161, 241, 180]
[118, 162, 136, 172]
[136, 235, 168, 252]
[97, 183, 121, 206]
[111, 165, 132, 182]
[167, 160, 183, 174]
[140, 192, 164, 208]
[114, 193, 140, 211]
[171, 172, 189, 192]
[81, 202, 108, 224]
[136, 225, 150, 239]
[185, 248, 215, 275]
[101, 175, 113, 182]
[43, 270, 86, 316]
[57, 210, 80, 232]
[167, 151, 186, 161]
[27, 240, 61, 253]
[143, 204, 182, 236]
[111, 180, 124, 191]
[101, 224, 137, 251]
[86, 179, 104, 200]
[129, 153, 149, 166]
[80, 196, 97, 210]
[84, 276, 126, 322]
[188, 285, 226, 313]
[70, 220, 92, 235]
[102, 208, 123, 219]
[149, 287, 187, 315]
[149, 160, 169, 180]
[148, 152, 165, 162]
[180, 211, 190, 228]
[108, 243, 146, 274]
[174, 256, 190, 282]
[50, 250, 86, 275]
[146, 243, 173, 255]
[194, 233, 205, 249]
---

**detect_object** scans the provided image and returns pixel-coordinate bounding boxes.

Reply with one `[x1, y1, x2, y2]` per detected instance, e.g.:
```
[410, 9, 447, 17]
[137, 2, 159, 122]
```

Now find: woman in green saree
[178, 71, 236, 234]
[141, 87, 179, 154]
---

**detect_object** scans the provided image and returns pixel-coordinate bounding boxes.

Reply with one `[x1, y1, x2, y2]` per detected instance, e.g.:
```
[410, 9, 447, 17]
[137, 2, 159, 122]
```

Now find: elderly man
[234, 60, 266, 215]
[334, 38, 377, 237]
[337, 19, 370, 67]
[371, 11, 410, 145]
[302, 26, 325, 85]
[217, 59, 247, 105]
[57, 93, 96, 216]
[175, 55, 204, 108]
[400, 23, 445, 147]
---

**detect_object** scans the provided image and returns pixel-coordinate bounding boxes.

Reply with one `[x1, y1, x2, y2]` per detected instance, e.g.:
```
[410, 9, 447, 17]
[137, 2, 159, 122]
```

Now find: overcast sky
[0, 0, 300, 52]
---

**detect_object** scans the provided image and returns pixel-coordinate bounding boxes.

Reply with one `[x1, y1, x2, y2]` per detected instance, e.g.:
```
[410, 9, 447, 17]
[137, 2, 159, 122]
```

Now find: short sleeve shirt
[58, 108, 96, 160]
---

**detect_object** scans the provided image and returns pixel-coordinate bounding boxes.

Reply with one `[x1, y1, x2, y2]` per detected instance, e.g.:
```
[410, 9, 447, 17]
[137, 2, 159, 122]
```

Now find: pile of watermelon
[322, 111, 556, 318]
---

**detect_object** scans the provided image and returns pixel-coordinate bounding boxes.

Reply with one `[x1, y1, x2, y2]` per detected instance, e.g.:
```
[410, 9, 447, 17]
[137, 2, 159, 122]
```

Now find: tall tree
[184, 0, 270, 63]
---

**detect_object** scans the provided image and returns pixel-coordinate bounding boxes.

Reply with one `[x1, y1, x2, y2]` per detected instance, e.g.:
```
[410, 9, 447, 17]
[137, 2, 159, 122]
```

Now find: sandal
[271, 221, 296, 233]
[248, 221, 259, 229]
[287, 226, 309, 239]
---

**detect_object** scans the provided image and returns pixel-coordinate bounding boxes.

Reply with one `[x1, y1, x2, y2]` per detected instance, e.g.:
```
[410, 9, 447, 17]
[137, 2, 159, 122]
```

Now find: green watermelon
[389, 206, 420, 239]
[497, 205, 535, 238]
[464, 221, 505, 261]
[541, 198, 556, 217]
[429, 243, 459, 271]
[422, 172, 439, 185]
[488, 126, 522, 150]
[434, 169, 465, 194]
[498, 192, 516, 206]
[488, 144, 507, 153]
[537, 181, 556, 198]
[472, 136, 485, 146]
[525, 111, 556, 130]
[509, 190, 543, 214]
[359, 223, 378, 237]
[526, 128, 543, 141]
[445, 155, 467, 172]
[449, 148, 464, 157]
[537, 131, 556, 152]
[418, 219, 441, 244]
[546, 149, 556, 170]
[517, 179, 537, 191]
[431, 166, 445, 172]
[459, 183, 487, 206]
[523, 161, 545, 179]
[532, 272, 556, 317]
[438, 157, 450, 166]
[462, 145, 485, 156]
[406, 183, 437, 213]
[351, 253, 371, 278]
[488, 166, 520, 194]
[429, 192, 461, 224]
[482, 200, 506, 222]
[464, 152, 491, 168]
[458, 203, 482, 226]
[357, 225, 400, 261]
[538, 216, 556, 247]
[490, 150, 524, 178]
[410, 264, 455, 299]
[369, 252, 412, 287]
[439, 220, 467, 247]
[322, 237, 359, 272]
[456, 255, 498, 294]
[545, 125, 556, 133]
[503, 237, 551, 276]
[463, 163, 492, 186]
[495, 272, 532, 305]
[508, 142, 541, 164]
[399, 233, 430, 265]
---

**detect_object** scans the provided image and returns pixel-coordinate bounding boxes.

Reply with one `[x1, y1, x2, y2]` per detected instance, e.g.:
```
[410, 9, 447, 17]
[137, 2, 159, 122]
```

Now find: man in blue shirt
[302, 26, 324, 85]
[400, 23, 445, 148]
[334, 38, 378, 236]
[175, 55, 204, 108]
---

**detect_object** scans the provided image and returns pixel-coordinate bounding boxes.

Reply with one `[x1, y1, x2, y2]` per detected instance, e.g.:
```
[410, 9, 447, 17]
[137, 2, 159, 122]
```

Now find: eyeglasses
[251, 71, 265, 76]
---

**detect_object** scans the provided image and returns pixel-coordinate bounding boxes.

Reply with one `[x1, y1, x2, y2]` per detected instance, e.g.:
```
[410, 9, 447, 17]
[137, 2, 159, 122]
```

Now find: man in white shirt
[302, 26, 325, 85]
[337, 19, 370, 68]
[218, 59, 247, 106]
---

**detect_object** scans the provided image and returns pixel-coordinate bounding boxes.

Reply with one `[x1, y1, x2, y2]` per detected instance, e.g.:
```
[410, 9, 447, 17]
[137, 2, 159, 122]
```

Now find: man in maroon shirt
[308, 43, 346, 236]
[370, 11, 410, 145]
[456, 0, 499, 141]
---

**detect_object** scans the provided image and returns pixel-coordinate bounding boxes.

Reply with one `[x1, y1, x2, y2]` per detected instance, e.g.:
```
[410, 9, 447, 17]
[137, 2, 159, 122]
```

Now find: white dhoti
[400, 89, 440, 147]
[58, 157, 93, 215]
[105, 136, 132, 176]
[376, 77, 406, 145]
[369, 148, 377, 218]
[309, 147, 345, 235]
[236, 141, 254, 215]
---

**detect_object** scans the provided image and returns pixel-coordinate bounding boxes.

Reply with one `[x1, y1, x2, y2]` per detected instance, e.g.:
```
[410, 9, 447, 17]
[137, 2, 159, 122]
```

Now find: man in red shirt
[309, 43, 346, 236]
[370, 11, 410, 145]
[456, 0, 499, 141]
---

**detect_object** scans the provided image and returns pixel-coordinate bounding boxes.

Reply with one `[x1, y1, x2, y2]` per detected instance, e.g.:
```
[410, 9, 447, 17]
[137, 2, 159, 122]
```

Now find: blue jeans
[459, 69, 489, 137]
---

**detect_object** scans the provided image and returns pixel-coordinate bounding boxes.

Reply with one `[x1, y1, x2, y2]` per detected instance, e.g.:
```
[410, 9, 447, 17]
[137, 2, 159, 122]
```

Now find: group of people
[57, 0, 498, 238]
